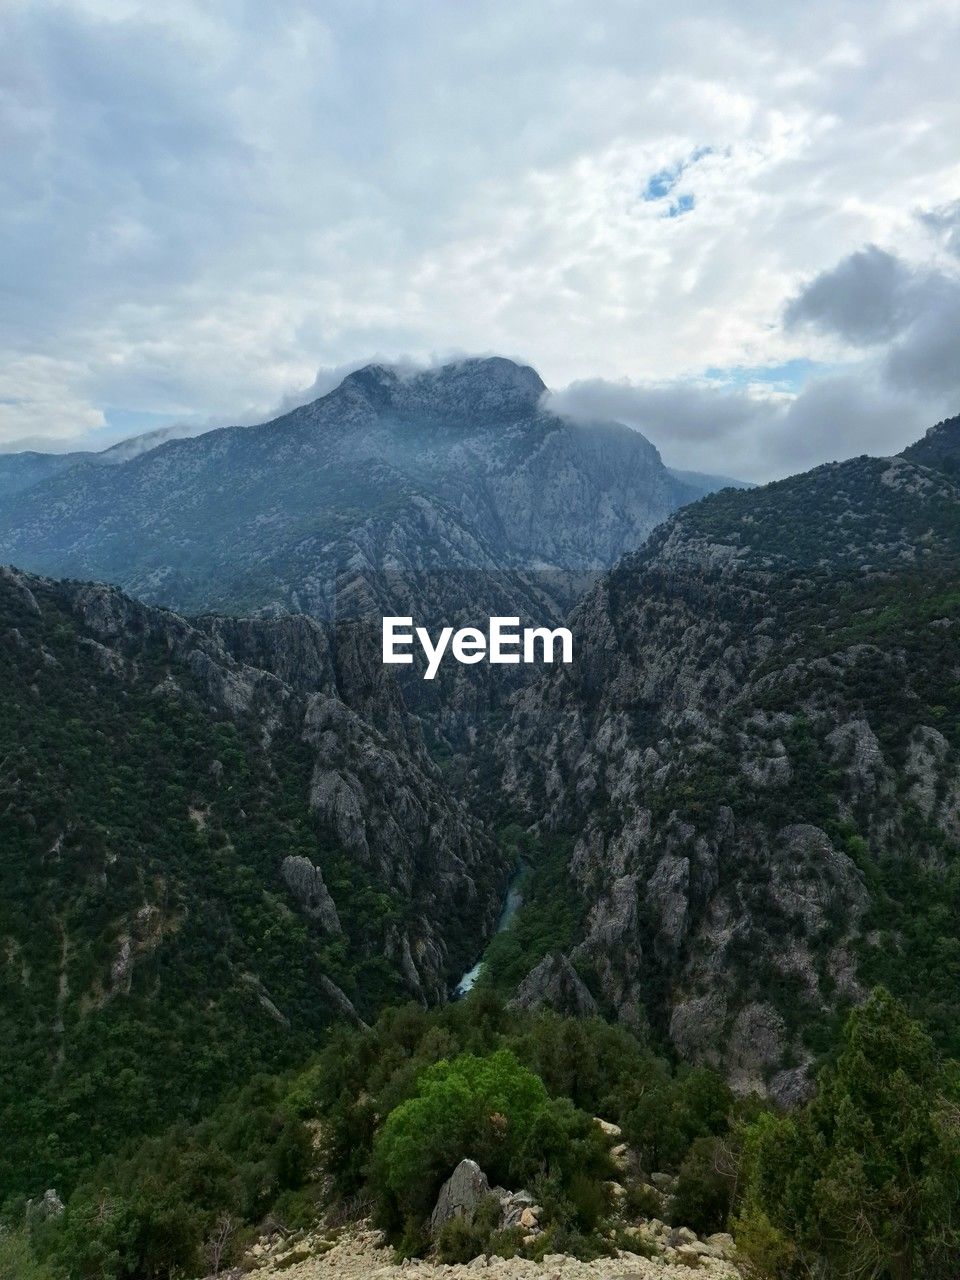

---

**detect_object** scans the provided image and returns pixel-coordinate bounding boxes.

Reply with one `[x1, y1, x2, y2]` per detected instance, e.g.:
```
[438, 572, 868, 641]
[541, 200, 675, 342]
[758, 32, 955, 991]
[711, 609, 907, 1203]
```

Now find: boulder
[498, 1189, 541, 1232]
[430, 1159, 491, 1236]
[610, 1141, 631, 1171]
[25, 1189, 64, 1227]
[675, 1243, 702, 1268]
[281, 855, 342, 934]
[594, 1117, 622, 1139]
[705, 1231, 738, 1260]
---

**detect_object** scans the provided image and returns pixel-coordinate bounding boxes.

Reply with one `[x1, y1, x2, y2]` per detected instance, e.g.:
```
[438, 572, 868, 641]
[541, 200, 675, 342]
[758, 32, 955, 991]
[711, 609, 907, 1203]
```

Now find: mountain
[0, 358, 726, 620]
[501, 426, 960, 1100]
[900, 410, 960, 473]
[0, 357, 747, 1203]
[667, 466, 754, 492]
[6, 388, 960, 1280]
[0, 564, 510, 1198]
[0, 427, 197, 501]
[0, 451, 88, 499]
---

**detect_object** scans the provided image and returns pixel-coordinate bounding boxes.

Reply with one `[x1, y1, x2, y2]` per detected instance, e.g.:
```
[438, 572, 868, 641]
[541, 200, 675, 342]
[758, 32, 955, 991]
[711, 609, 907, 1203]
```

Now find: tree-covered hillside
[0, 567, 505, 1203]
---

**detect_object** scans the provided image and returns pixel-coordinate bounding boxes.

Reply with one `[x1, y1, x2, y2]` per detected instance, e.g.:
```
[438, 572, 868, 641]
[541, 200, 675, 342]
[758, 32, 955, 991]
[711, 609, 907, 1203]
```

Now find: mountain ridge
[499, 426, 960, 1098]
[5, 387, 960, 1256]
[0, 358, 730, 622]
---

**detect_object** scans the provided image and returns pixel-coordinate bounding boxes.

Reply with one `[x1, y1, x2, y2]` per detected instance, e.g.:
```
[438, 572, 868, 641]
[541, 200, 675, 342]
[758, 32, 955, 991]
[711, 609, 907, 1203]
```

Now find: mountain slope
[502, 433, 960, 1098]
[900, 410, 960, 473]
[0, 565, 508, 1199]
[0, 359, 719, 619]
[0, 426, 195, 500]
[0, 451, 88, 499]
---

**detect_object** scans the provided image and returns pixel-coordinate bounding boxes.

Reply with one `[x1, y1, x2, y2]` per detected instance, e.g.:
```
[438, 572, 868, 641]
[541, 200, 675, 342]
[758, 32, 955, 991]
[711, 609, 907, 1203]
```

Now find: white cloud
[549, 368, 939, 482]
[0, 0, 959, 462]
[0, 355, 106, 446]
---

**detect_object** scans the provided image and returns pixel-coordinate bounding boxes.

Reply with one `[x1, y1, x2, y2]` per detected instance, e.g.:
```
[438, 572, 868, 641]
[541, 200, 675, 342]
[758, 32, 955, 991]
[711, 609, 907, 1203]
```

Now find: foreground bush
[371, 1047, 614, 1240]
[372, 1049, 550, 1224]
[737, 989, 960, 1279]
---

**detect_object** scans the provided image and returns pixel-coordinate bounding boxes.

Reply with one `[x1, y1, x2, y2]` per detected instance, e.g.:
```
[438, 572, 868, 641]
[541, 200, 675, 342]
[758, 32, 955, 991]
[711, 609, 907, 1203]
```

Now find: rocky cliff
[502, 431, 960, 1097]
[0, 358, 719, 622]
[0, 564, 509, 1194]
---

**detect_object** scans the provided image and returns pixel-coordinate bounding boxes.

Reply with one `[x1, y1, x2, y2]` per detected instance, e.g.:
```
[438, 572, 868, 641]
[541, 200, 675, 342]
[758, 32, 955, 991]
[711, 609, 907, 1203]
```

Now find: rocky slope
[0, 565, 508, 1196]
[502, 423, 960, 1097]
[239, 1224, 738, 1280]
[0, 359, 719, 622]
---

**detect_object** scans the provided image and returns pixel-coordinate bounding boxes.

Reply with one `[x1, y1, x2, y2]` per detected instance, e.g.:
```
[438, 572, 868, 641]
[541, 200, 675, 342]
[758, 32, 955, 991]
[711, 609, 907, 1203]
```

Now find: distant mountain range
[0, 424, 195, 497]
[0, 358, 734, 619]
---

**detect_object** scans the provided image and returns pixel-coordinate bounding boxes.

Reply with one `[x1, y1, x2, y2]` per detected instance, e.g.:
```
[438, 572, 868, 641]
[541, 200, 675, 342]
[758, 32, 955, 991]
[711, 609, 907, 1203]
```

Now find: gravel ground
[244, 1226, 741, 1280]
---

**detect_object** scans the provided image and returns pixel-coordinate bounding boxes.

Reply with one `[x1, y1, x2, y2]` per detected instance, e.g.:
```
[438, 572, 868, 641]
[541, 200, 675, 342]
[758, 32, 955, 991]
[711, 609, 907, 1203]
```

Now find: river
[452, 870, 524, 997]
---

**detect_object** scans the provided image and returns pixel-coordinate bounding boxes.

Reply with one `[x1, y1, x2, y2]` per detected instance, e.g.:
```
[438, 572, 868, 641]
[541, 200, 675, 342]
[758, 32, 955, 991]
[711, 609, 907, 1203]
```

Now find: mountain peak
[900, 411, 960, 475]
[337, 356, 546, 421]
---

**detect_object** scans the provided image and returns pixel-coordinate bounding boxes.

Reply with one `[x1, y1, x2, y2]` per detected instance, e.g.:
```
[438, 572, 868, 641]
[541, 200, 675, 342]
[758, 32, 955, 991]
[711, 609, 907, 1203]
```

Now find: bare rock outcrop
[429, 1159, 491, 1236]
[281, 855, 342, 934]
[509, 952, 598, 1018]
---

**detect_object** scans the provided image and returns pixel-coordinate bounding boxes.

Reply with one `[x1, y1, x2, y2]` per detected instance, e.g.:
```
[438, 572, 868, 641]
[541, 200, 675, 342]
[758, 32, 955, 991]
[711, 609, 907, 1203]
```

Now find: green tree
[371, 1049, 550, 1225]
[737, 988, 960, 1279]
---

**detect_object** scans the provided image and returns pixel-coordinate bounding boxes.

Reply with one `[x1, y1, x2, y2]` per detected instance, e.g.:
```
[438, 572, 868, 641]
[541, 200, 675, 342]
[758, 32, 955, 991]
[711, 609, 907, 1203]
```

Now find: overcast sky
[2, 0, 959, 479]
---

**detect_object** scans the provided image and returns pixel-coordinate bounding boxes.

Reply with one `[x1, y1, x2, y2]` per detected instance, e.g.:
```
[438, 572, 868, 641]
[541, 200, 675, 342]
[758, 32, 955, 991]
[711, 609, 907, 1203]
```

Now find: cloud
[920, 199, 960, 258]
[783, 246, 921, 344]
[0, 0, 959, 466]
[550, 367, 940, 482]
[0, 355, 106, 446]
[884, 280, 960, 397]
[549, 378, 773, 446]
[783, 238, 960, 404]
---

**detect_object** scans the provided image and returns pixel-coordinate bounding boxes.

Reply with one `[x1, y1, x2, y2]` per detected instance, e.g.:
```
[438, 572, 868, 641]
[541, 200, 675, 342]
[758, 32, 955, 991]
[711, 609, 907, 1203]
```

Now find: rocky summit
[0, 358, 724, 621]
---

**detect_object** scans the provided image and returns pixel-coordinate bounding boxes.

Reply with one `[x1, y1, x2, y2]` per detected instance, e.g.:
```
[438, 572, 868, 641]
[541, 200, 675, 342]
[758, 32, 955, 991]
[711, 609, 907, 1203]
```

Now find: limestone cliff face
[7, 378, 960, 1108]
[508, 952, 599, 1019]
[502, 447, 960, 1096]
[0, 359, 717, 624]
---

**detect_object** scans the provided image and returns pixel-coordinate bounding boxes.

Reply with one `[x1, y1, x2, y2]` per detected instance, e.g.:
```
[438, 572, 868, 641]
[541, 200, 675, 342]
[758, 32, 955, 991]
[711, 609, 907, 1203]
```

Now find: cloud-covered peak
[334, 356, 546, 421]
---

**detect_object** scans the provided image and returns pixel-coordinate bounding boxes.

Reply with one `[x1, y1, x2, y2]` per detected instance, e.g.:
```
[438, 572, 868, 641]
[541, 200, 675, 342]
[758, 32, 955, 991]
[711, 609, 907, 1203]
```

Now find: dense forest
[4, 989, 959, 1279]
[0, 572, 410, 1203]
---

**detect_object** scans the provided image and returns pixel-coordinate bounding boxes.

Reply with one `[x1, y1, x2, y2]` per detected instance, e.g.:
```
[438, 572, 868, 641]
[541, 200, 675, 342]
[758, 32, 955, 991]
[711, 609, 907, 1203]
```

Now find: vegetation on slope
[7, 990, 958, 1279]
[0, 575, 409, 1203]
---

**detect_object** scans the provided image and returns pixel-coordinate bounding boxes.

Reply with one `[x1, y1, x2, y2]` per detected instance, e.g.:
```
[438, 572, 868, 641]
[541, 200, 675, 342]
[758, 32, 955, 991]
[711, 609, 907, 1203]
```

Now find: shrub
[670, 1136, 733, 1237]
[485, 1226, 524, 1258]
[622, 1180, 664, 1221]
[731, 1208, 796, 1279]
[0, 1230, 59, 1280]
[737, 989, 960, 1278]
[372, 1049, 550, 1226]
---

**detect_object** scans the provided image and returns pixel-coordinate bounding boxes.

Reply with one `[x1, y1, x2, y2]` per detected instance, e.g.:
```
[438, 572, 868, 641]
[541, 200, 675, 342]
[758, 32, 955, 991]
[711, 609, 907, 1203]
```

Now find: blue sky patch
[642, 146, 712, 204]
[667, 193, 695, 218]
[644, 166, 681, 200]
[704, 358, 823, 392]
